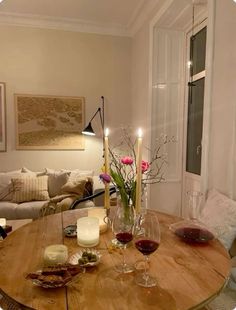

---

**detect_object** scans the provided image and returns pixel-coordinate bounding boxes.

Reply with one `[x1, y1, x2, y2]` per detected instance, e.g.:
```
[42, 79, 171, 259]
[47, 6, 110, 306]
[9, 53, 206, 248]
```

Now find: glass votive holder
[0, 218, 6, 227]
[77, 217, 100, 247]
[43, 244, 68, 266]
[88, 208, 108, 233]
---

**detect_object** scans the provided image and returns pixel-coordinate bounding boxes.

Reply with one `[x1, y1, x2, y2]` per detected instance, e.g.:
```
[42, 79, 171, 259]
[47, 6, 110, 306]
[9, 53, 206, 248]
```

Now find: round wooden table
[0, 209, 231, 310]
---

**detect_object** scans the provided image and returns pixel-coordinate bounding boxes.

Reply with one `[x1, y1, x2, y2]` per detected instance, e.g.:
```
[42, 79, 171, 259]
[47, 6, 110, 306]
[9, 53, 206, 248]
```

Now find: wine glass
[112, 205, 135, 273]
[134, 211, 161, 287]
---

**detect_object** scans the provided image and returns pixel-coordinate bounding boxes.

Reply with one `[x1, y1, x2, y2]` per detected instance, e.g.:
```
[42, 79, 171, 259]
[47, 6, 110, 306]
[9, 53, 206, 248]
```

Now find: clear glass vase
[169, 191, 215, 243]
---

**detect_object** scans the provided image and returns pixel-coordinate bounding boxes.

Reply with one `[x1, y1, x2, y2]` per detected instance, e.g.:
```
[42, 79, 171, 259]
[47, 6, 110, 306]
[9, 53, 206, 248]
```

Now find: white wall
[208, 0, 236, 199]
[0, 25, 131, 173]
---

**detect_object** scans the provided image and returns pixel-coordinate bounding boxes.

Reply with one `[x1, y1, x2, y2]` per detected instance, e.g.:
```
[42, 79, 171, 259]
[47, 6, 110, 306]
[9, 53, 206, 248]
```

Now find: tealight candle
[77, 217, 99, 247]
[0, 218, 6, 227]
[88, 208, 108, 233]
[43, 244, 68, 265]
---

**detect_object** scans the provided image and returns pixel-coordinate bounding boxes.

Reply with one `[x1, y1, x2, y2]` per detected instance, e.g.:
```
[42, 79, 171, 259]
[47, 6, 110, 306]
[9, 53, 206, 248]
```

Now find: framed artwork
[0, 82, 6, 152]
[15, 94, 85, 150]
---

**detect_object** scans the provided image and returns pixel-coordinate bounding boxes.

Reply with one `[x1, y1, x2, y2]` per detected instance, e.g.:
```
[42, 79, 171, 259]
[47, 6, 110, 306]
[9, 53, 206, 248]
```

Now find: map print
[15, 95, 85, 149]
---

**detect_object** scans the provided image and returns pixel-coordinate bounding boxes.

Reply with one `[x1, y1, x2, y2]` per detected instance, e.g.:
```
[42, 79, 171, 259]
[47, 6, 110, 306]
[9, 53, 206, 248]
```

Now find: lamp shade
[82, 122, 95, 136]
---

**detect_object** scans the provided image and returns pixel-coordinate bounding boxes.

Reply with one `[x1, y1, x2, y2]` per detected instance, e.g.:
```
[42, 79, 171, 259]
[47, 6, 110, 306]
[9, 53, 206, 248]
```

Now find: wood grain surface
[0, 209, 231, 310]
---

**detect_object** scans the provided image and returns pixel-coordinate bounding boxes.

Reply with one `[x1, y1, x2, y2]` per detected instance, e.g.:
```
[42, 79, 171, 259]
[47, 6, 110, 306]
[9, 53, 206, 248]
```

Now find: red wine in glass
[134, 212, 160, 287]
[135, 239, 159, 255]
[116, 232, 133, 244]
[112, 204, 135, 274]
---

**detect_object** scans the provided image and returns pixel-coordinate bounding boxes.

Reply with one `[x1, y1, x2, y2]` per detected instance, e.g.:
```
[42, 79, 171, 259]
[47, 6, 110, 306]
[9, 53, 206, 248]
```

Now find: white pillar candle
[88, 208, 108, 233]
[43, 244, 68, 265]
[0, 218, 6, 227]
[104, 128, 110, 210]
[77, 217, 100, 247]
[135, 128, 143, 214]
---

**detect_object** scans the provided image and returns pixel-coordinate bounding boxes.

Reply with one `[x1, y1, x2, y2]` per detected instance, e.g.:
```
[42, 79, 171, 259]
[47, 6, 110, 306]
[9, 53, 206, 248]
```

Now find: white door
[182, 21, 207, 217]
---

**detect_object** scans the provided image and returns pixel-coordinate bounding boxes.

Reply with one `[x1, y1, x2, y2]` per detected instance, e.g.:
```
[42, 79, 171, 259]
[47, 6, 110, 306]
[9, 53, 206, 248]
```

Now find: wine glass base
[114, 263, 134, 274]
[111, 238, 132, 248]
[135, 273, 157, 287]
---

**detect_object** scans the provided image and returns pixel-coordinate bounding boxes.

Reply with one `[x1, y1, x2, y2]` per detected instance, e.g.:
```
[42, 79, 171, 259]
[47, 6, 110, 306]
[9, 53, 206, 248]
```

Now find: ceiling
[0, 0, 164, 36]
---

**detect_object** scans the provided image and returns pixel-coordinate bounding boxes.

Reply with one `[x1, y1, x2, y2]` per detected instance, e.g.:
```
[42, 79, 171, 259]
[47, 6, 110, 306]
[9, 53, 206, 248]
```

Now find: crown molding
[127, 0, 162, 36]
[0, 1, 163, 37]
[0, 11, 130, 37]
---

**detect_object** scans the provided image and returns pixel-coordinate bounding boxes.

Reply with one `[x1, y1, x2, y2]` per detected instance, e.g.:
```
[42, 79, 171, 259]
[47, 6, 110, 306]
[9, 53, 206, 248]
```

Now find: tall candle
[104, 128, 110, 210]
[135, 128, 143, 214]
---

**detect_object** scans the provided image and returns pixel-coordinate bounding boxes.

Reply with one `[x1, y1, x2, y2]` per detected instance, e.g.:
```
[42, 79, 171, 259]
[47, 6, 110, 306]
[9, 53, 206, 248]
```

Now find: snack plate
[68, 249, 101, 267]
[31, 271, 73, 289]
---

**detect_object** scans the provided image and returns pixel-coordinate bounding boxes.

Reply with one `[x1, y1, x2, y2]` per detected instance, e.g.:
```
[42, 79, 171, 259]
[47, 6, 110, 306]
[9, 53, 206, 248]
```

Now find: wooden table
[7, 219, 33, 234]
[0, 209, 231, 310]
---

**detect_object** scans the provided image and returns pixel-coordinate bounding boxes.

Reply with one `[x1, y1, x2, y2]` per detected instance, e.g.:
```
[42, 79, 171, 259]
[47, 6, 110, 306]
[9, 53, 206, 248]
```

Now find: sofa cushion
[0, 201, 47, 220]
[0, 170, 24, 201]
[44, 168, 70, 197]
[11, 176, 50, 203]
[61, 176, 93, 197]
[200, 189, 236, 250]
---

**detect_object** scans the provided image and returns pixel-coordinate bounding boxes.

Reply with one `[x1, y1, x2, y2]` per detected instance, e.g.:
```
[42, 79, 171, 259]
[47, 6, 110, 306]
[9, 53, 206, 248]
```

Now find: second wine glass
[134, 211, 161, 287]
[112, 205, 135, 273]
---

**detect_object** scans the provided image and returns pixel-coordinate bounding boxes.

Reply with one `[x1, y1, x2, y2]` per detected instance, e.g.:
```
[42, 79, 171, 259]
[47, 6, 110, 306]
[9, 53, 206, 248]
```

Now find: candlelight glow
[137, 128, 143, 138]
[105, 128, 109, 137]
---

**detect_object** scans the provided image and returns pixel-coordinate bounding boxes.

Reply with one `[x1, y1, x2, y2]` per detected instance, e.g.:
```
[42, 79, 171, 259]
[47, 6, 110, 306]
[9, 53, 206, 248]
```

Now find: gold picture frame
[15, 94, 85, 150]
[0, 82, 6, 152]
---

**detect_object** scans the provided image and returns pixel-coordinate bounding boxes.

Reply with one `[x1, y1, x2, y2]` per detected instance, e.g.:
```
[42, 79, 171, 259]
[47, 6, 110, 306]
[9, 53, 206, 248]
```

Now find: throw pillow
[61, 177, 93, 197]
[21, 167, 45, 176]
[11, 176, 50, 203]
[0, 170, 23, 201]
[200, 189, 236, 250]
[61, 169, 94, 181]
[45, 169, 70, 197]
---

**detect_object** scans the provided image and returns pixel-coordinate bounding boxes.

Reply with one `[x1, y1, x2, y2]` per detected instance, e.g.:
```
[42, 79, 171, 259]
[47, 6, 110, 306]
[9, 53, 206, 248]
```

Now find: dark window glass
[190, 27, 207, 76]
[186, 78, 205, 175]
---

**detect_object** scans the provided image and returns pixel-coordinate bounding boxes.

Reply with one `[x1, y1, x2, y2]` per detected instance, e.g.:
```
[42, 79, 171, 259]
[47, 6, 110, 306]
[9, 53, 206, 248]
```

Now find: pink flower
[141, 160, 150, 173]
[121, 156, 134, 165]
[99, 173, 111, 184]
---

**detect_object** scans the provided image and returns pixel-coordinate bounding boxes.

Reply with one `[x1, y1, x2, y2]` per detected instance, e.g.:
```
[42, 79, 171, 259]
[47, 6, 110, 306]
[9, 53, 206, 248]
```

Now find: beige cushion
[0, 170, 25, 201]
[11, 176, 50, 203]
[61, 176, 93, 196]
[45, 169, 70, 197]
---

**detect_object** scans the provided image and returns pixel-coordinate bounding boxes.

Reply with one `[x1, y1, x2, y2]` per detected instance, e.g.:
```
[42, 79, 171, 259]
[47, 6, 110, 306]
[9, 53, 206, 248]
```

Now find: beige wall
[0, 25, 131, 173]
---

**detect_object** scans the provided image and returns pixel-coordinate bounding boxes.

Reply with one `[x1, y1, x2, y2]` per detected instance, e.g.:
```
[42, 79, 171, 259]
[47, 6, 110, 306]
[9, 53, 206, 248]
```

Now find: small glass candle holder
[43, 244, 68, 265]
[0, 218, 6, 227]
[88, 208, 108, 233]
[77, 217, 100, 247]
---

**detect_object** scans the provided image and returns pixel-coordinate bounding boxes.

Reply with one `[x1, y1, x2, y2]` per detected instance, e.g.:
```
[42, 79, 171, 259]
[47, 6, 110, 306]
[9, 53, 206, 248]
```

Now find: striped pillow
[11, 176, 49, 203]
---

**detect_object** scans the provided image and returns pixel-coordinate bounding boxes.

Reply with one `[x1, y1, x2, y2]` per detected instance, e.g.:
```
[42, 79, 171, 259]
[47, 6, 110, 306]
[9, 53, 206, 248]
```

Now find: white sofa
[0, 168, 105, 220]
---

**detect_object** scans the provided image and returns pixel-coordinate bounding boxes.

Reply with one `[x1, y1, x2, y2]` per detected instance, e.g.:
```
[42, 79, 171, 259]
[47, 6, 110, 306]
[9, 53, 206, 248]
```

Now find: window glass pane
[186, 78, 205, 175]
[190, 27, 206, 76]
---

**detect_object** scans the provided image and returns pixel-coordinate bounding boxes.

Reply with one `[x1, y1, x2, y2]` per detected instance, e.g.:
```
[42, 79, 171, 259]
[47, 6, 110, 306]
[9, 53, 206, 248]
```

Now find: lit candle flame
[137, 128, 143, 138]
[105, 128, 109, 137]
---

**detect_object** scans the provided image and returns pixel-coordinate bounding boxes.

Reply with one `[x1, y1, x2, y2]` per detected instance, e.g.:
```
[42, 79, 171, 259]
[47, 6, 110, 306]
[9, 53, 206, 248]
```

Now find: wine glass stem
[144, 255, 149, 284]
[122, 246, 126, 267]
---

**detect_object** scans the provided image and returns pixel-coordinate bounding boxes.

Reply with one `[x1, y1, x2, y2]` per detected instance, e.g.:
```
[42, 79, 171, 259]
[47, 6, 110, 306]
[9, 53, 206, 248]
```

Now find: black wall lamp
[82, 96, 105, 137]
